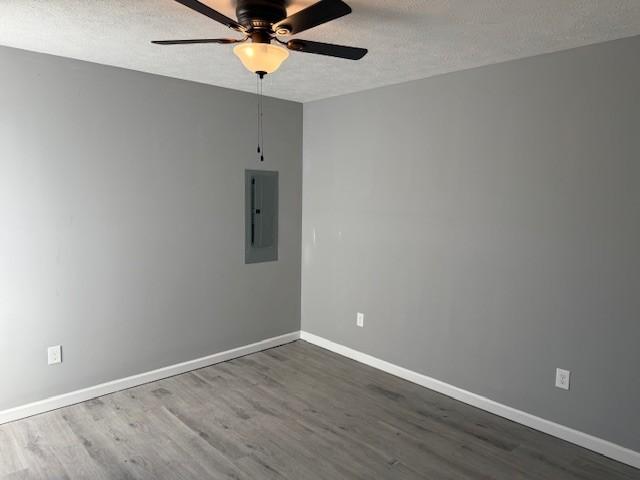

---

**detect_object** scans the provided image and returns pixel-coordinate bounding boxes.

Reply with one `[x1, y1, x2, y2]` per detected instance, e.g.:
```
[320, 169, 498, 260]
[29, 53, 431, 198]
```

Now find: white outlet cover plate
[48, 345, 62, 365]
[555, 368, 570, 390]
[356, 312, 364, 328]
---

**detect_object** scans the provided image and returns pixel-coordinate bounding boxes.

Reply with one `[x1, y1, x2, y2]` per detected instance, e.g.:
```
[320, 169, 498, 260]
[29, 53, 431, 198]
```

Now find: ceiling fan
[152, 0, 368, 76]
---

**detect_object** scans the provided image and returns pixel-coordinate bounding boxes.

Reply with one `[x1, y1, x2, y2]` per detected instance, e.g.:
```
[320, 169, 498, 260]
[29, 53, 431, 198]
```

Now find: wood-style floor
[1, 340, 638, 479]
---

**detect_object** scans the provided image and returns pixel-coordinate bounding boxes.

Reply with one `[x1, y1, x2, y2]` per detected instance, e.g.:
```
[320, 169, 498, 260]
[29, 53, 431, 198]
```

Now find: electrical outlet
[48, 345, 62, 365]
[555, 368, 570, 390]
[356, 312, 364, 328]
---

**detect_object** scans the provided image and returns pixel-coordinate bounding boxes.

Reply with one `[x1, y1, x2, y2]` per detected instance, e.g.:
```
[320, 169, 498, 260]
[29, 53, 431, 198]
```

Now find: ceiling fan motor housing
[236, 0, 288, 33]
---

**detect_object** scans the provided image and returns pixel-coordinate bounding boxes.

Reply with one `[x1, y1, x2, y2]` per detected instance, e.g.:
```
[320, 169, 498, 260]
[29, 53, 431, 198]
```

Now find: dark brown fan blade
[152, 38, 244, 45]
[273, 0, 351, 35]
[287, 39, 367, 60]
[174, 0, 244, 32]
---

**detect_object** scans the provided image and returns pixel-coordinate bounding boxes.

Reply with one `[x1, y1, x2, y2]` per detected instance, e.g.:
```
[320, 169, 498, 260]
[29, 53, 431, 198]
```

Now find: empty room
[1, 1, 639, 478]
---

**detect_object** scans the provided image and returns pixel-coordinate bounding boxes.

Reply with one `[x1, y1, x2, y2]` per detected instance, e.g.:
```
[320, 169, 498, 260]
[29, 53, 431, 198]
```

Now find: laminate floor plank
[1, 340, 638, 479]
[0, 426, 26, 477]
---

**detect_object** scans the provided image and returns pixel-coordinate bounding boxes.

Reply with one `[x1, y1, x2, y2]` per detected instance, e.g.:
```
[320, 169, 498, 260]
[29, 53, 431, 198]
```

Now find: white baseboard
[3, 329, 637, 470]
[300, 331, 640, 470]
[0, 331, 301, 426]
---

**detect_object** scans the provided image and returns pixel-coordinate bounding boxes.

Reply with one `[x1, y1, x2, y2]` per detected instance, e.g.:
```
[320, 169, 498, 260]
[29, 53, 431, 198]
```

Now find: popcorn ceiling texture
[1, 0, 639, 102]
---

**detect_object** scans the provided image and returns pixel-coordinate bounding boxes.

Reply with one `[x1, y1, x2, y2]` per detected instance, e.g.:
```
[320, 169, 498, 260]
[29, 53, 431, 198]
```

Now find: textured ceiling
[1, 1, 639, 102]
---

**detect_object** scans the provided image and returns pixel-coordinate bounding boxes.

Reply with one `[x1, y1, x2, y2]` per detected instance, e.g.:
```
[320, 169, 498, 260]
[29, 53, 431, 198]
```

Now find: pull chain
[256, 74, 260, 157]
[256, 72, 265, 162]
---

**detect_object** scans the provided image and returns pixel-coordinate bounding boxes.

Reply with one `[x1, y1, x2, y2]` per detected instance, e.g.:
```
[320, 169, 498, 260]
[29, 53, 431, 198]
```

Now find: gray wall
[302, 35, 640, 451]
[0, 46, 302, 411]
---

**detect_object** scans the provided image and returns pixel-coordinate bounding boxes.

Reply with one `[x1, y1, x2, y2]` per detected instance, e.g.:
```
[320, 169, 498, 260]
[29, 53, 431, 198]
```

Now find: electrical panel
[245, 170, 278, 263]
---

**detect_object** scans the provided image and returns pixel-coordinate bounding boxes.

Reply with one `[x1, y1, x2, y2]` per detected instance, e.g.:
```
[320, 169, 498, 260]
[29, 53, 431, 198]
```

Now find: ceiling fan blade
[152, 38, 244, 45]
[287, 39, 367, 60]
[174, 0, 244, 32]
[274, 0, 352, 35]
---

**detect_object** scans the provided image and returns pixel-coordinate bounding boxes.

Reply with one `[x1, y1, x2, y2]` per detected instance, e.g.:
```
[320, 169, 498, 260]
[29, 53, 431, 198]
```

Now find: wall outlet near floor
[555, 368, 570, 390]
[48, 345, 62, 365]
[356, 312, 364, 328]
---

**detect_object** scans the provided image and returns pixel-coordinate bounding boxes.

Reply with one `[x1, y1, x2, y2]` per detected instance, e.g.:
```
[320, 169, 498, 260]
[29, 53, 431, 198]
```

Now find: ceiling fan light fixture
[233, 43, 289, 74]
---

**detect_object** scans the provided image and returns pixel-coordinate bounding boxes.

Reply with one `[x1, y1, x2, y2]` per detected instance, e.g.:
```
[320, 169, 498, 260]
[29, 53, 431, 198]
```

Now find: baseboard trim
[0, 331, 301, 426]
[300, 331, 640, 470]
